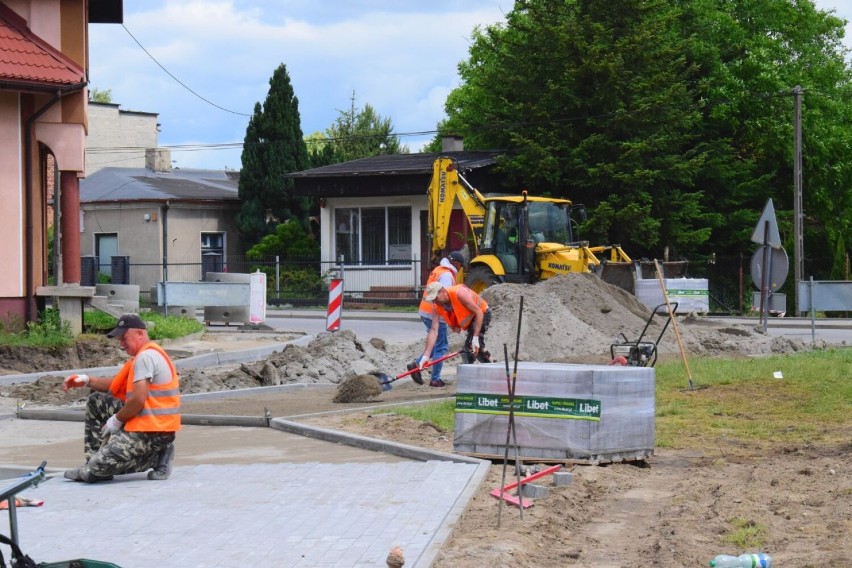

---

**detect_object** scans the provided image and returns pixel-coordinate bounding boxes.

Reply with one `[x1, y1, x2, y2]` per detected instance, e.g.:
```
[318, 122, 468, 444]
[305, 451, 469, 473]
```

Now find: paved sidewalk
[3, 457, 486, 567]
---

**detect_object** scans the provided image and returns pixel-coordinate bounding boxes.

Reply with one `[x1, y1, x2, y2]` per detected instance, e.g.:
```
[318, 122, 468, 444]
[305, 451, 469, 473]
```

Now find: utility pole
[792, 85, 804, 315]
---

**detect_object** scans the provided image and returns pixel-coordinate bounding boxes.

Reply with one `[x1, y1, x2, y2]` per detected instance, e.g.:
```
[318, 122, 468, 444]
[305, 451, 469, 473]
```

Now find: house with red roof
[0, 1, 121, 327]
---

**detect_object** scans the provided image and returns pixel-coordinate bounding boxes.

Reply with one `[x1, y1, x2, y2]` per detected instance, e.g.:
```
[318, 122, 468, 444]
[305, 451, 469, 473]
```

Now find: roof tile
[0, 5, 85, 86]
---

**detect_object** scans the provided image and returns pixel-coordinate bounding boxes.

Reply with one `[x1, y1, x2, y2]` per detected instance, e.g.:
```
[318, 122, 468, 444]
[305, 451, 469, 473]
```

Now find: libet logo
[477, 396, 500, 408]
[456, 393, 601, 420]
[526, 399, 549, 411]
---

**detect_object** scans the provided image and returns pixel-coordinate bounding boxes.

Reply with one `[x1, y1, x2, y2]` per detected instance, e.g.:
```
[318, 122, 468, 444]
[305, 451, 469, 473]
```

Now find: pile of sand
[482, 274, 809, 362]
[179, 329, 408, 394]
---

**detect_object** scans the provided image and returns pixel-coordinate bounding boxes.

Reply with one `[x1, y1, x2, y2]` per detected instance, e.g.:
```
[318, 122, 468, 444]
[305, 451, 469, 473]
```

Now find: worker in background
[62, 313, 180, 483]
[413, 251, 465, 387]
[419, 282, 493, 367]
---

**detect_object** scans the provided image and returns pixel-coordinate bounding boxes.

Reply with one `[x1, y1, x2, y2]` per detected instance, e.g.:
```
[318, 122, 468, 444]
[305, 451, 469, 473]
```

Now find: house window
[201, 232, 225, 277]
[335, 207, 411, 265]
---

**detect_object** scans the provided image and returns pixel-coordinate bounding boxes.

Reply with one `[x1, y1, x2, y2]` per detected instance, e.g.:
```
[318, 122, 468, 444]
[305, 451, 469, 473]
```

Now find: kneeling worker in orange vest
[419, 282, 493, 367]
[62, 313, 180, 483]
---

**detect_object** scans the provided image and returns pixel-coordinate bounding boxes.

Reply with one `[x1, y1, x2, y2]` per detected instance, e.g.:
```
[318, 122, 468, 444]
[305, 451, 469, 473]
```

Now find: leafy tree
[441, 0, 851, 268]
[323, 92, 407, 162]
[89, 88, 112, 103]
[305, 131, 337, 169]
[681, 0, 852, 273]
[246, 220, 319, 260]
[236, 64, 310, 246]
[246, 221, 322, 297]
[443, 0, 718, 257]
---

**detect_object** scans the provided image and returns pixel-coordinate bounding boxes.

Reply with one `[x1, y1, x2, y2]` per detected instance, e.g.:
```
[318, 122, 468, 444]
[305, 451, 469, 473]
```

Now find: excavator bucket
[598, 262, 636, 294]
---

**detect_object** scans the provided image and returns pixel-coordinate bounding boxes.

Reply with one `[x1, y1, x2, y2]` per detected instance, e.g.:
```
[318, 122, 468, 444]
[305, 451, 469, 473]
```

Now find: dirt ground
[1, 274, 849, 567]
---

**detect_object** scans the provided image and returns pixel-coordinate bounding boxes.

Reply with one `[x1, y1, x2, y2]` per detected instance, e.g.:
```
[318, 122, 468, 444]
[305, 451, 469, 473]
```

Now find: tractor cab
[478, 197, 578, 283]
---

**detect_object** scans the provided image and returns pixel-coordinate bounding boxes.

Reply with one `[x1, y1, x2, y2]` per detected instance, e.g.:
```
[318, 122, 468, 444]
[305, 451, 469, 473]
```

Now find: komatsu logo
[439, 171, 447, 203]
[548, 263, 571, 272]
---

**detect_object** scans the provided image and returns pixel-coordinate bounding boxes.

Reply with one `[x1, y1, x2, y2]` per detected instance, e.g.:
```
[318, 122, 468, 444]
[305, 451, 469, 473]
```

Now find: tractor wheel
[465, 265, 500, 294]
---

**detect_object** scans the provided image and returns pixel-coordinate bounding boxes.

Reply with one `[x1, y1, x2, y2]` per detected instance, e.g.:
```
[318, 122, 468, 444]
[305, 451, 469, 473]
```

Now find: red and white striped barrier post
[327, 278, 343, 331]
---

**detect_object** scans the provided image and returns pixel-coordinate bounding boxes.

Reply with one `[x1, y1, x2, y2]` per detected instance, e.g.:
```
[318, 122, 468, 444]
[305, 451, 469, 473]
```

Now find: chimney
[441, 135, 464, 152]
[146, 148, 172, 172]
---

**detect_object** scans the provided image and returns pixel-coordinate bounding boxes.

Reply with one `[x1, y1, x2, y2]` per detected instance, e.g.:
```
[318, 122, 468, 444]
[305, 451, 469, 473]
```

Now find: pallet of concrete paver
[453, 362, 655, 463]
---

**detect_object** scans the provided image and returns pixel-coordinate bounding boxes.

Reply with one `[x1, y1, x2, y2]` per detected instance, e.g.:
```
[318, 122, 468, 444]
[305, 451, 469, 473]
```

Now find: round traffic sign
[750, 246, 789, 290]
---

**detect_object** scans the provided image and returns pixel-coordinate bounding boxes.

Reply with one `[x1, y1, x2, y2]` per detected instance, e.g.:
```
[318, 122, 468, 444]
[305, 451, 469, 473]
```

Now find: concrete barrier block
[519, 483, 549, 499]
[552, 471, 574, 486]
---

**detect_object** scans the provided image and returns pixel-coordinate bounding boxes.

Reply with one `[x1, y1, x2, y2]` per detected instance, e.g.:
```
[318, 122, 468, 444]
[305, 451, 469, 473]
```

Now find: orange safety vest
[108, 342, 181, 433]
[418, 265, 455, 314]
[435, 285, 488, 331]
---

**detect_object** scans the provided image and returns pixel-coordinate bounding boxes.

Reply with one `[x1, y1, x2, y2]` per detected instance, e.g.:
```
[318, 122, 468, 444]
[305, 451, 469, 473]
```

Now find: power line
[121, 24, 252, 117]
[85, 83, 817, 156]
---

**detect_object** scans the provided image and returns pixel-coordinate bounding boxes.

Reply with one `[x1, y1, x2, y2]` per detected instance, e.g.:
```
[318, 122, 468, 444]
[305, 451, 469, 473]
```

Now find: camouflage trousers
[81, 392, 175, 478]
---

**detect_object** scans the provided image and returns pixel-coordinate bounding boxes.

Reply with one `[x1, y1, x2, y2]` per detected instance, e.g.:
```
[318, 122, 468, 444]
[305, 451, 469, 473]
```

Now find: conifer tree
[236, 64, 310, 245]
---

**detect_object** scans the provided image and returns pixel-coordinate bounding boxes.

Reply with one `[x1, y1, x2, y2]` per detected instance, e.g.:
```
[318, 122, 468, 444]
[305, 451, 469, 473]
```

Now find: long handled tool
[498, 296, 524, 527]
[654, 259, 694, 390]
[375, 350, 463, 390]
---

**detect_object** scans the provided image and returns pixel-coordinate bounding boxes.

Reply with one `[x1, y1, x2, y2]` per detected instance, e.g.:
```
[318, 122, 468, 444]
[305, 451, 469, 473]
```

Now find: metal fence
[83, 253, 838, 314]
[84, 254, 425, 308]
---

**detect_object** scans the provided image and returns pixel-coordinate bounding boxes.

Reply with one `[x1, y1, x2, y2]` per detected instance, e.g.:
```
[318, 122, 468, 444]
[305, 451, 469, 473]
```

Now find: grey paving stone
[5, 461, 485, 568]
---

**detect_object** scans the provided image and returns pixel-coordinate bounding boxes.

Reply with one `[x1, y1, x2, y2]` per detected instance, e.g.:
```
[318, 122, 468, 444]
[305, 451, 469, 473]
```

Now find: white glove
[417, 355, 430, 368]
[471, 336, 480, 352]
[63, 374, 89, 391]
[102, 414, 124, 435]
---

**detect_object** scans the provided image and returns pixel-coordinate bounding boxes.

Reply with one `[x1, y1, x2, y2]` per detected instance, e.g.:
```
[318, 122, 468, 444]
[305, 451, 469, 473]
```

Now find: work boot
[478, 349, 494, 363]
[429, 379, 446, 388]
[64, 467, 113, 483]
[407, 361, 424, 385]
[147, 443, 175, 481]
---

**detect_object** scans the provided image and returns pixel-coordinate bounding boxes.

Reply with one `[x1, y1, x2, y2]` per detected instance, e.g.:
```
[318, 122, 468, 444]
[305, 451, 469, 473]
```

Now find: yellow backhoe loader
[428, 156, 635, 293]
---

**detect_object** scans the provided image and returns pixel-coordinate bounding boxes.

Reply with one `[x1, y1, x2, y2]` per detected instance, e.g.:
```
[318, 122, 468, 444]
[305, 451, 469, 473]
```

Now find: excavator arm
[427, 157, 487, 261]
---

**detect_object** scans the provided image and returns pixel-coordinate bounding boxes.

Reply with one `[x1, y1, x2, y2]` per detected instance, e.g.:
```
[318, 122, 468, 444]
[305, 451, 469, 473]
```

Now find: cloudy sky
[88, 1, 851, 171]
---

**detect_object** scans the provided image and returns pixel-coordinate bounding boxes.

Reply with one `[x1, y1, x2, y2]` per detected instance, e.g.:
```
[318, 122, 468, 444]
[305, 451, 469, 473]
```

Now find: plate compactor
[609, 302, 677, 367]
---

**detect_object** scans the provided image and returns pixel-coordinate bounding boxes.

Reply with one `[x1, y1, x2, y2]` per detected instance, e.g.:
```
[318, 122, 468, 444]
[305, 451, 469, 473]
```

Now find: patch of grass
[84, 311, 204, 340]
[654, 348, 852, 452]
[0, 309, 206, 348]
[141, 313, 205, 340]
[374, 399, 456, 431]
[0, 308, 73, 348]
[722, 517, 767, 549]
[83, 310, 119, 334]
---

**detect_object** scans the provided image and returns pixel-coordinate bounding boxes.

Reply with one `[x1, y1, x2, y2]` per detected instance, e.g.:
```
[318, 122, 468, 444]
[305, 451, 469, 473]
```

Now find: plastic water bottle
[709, 553, 773, 567]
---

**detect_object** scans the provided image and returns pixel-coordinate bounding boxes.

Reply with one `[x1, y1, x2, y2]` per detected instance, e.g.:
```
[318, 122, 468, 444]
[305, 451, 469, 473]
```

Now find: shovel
[376, 351, 464, 390]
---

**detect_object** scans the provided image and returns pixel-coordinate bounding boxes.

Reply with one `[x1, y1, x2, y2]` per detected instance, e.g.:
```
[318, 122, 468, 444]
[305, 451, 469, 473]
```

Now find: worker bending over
[418, 282, 493, 368]
[415, 251, 465, 387]
[62, 314, 180, 483]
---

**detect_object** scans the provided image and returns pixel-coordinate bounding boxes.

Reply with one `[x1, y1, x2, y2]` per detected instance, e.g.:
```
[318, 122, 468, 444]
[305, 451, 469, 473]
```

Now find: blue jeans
[421, 315, 448, 381]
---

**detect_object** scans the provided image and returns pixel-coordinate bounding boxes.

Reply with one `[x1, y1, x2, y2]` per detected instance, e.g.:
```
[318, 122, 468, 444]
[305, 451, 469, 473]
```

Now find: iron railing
[80, 253, 838, 314]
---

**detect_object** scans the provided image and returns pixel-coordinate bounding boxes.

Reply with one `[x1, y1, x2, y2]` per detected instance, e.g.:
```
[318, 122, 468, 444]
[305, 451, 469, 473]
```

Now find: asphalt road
[251, 309, 850, 347]
[246, 309, 427, 345]
[706, 316, 851, 345]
